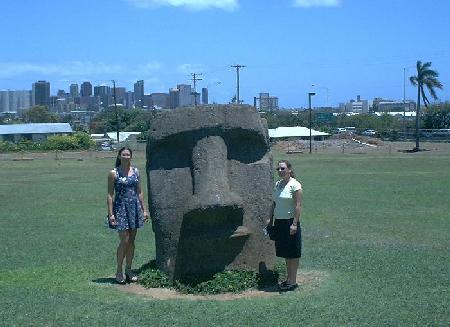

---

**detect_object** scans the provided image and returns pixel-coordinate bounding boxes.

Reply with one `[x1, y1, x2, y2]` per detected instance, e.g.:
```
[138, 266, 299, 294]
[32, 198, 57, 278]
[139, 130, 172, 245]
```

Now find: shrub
[0, 141, 18, 152]
[138, 261, 281, 295]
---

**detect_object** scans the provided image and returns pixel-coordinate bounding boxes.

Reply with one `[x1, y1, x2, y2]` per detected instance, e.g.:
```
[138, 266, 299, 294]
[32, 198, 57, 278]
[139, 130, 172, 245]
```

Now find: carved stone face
[147, 105, 274, 282]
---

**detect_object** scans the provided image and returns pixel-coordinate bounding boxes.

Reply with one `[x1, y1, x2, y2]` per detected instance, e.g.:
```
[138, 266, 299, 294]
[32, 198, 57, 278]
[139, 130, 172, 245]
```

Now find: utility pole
[191, 73, 203, 106]
[403, 67, 406, 140]
[308, 92, 316, 154]
[111, 80, 119, 143]
[231, 64, 246, 104]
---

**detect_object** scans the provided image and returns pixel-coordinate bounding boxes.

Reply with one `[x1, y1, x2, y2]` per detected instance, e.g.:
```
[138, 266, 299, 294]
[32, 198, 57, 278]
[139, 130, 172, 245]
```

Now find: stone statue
[147, 104, 275, 282]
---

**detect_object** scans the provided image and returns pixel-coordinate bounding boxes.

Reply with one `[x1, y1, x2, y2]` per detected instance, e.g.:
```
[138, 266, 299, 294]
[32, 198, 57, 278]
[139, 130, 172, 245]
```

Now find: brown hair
[278, 160, 295, 178]
[115, 147, 133, 168]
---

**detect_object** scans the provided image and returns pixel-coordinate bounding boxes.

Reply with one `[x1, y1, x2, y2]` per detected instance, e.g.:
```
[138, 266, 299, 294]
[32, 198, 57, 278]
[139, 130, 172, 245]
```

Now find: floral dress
[113, 167, 144, 231]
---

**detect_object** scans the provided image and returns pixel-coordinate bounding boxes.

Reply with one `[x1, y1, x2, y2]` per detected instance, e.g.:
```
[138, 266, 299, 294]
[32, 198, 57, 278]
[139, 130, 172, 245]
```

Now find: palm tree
[409, 60, 443, 151]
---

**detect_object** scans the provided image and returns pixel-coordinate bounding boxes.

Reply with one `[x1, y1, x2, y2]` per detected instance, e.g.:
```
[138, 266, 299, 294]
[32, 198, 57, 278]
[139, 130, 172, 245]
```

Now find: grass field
[0, 151, 449, 326]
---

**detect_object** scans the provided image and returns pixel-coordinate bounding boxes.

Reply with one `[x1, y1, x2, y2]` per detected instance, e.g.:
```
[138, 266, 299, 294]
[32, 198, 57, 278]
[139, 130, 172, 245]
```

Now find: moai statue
[147, 104, 275, 282]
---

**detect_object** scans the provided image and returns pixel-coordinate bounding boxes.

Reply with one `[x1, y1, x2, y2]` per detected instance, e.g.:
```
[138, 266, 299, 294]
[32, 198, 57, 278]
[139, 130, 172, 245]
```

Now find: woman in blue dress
[107, 147, 149, 284]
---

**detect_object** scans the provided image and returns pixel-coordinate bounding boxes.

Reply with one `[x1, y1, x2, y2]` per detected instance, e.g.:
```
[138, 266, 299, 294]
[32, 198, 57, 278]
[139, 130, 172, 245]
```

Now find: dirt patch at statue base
[115, 270, 328, 301]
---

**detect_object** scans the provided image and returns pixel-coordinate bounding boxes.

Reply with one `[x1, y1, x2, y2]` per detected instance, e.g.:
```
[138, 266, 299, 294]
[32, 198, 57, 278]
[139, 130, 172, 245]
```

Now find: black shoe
[115, 273, 126, 285]
[279, 283, 298, 292]
[125, 270, 138, 283]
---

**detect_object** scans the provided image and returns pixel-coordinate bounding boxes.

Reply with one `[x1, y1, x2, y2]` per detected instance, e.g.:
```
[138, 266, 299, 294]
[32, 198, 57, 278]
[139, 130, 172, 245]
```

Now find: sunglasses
[276, 167, 287, 171]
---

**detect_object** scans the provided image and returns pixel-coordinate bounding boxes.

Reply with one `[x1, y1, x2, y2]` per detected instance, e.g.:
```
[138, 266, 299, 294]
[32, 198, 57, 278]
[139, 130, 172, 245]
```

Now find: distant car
[362, 129, 377, 136]
[334, 128, 347, 134]
[101, 141, 113, 151]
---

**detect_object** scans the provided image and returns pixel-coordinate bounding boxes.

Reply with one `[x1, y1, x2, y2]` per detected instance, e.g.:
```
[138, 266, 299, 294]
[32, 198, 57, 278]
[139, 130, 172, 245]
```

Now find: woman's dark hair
[115, 147, 133, 167]
[278, 159, 295, 178]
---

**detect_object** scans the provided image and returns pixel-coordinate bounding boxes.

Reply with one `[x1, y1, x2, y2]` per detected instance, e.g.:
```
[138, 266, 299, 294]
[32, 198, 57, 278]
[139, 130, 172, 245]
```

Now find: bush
[0, 141, 18, 152]
[41, 132, 94, 151]
[138, 261, 281, 295]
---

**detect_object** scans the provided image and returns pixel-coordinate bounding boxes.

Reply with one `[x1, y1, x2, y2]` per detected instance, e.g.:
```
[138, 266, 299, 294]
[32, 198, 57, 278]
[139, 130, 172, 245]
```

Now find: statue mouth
[181, 205, 249, 240]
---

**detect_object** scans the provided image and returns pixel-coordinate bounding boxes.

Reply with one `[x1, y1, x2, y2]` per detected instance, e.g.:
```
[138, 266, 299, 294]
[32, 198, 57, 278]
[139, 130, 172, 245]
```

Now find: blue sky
[1, 0, 449, 108]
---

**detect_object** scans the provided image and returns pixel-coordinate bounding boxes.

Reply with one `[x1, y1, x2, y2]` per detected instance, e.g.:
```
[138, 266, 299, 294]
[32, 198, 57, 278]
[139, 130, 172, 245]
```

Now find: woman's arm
[107, 170, 116, 225]
[136, 174, 149, 221]
[290, 188, 303, 235]
[267, 201, 275, 226]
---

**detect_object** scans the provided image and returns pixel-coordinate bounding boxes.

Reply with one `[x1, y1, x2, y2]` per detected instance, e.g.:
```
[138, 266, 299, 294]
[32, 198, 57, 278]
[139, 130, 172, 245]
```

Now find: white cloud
[0, 61, 163, 79]
[177, 63, 206, 74]
[127, 0, 238, 11]
[0, 61, 125, 78]
[137, 62, 164, 74]
[292, 0, 341, 8]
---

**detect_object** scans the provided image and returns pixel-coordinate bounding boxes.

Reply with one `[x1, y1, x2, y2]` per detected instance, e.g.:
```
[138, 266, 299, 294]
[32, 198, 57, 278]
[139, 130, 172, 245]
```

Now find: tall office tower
[125, 91, 134, 109]
[57, 89, 66, 98]
[169, 88, 179, 109]
[259, 93, 270, 111]
[0, 90, 9, 112]
[15, 90, 32, 111]
[80, 82, 92, 97]
[202, 87, 208, 105]
[70, 84, 79, 98]
[177, 84, 192, 107]
[134, 80, 144, 108]
[115, 87, 126, 105]
[151, 93, 169, 109]
[32, 80, 50, 107]
[94, 85, 111, 108]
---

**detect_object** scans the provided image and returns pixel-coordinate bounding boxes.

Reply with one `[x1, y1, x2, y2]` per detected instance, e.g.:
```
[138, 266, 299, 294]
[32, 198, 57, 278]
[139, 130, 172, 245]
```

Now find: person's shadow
[91, 277, 118, 285]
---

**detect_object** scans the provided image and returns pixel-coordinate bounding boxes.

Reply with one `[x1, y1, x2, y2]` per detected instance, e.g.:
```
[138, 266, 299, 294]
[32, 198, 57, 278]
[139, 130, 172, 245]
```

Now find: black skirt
[274, 218, 302, 259]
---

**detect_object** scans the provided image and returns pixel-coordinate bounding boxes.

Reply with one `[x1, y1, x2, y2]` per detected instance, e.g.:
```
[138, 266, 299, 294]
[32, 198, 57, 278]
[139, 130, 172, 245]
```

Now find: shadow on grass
[91, 277, 118, 285]
[398, 148, 431, 153]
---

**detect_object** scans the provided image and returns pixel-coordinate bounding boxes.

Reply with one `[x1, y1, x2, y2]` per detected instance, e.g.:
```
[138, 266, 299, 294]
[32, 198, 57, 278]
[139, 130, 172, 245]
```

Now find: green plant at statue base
[138, 261, 283, 295]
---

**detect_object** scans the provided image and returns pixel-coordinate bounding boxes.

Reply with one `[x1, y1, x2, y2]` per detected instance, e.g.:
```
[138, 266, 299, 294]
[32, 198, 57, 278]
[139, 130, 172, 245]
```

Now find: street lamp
[308, 92, 316, 154]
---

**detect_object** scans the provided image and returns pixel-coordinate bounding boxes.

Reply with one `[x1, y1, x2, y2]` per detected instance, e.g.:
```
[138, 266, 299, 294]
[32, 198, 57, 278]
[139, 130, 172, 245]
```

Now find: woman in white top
[269, 160, 303, 291]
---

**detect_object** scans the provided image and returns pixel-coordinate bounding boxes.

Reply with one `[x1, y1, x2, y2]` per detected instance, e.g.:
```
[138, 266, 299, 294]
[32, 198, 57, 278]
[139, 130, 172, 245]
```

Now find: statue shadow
[173, 207, 247, 283]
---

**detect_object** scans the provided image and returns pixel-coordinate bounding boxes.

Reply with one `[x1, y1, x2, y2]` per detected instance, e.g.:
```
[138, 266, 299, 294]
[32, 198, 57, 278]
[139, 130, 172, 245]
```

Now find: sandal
[125, 270, 138, 283]
[115, 272, 126, 285]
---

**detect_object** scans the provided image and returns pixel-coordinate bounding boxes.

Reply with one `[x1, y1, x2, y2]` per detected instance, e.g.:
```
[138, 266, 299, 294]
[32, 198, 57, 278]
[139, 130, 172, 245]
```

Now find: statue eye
[225, 130, 268, 164]
[148, 134, 193, 170]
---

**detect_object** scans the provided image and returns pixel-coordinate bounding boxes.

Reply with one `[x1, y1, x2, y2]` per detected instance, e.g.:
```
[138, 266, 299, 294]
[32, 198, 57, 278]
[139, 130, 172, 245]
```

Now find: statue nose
[189, 135, 242, 209]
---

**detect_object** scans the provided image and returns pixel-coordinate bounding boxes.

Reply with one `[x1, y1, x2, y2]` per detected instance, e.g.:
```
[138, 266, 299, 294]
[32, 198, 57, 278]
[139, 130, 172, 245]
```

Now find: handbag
[266, 224, 277, 241]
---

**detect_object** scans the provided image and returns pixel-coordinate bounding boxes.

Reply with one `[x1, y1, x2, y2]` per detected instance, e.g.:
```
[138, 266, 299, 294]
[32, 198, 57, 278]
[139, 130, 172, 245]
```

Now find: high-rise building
[169, 88, 179, 109]
[0, 90, 9, 112]
[70, 84, 79, 98]
[125, 91, 134, 109]
[80, 82, 92, 97]
[134, 80, 144, 108]
[94, 85, 111, 108]
[32, 80, 50, 107]
[57, 90, 66, 98]
[151, 93, 169, 109]
[177, 84, 193, 107]
[202, 87, 208, 105]
[259, 92, 278, 111]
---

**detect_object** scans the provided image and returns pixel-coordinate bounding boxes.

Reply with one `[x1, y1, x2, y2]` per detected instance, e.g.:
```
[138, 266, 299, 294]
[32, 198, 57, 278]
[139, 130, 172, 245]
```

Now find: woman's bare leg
[286, 258, 299, 284]
[125, 229, 137, 270]
[117, 231, 130, 275]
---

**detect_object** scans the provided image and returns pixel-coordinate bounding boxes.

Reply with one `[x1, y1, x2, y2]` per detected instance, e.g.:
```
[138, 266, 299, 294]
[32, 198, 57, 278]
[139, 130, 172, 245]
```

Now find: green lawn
[0, 152, 449, 326]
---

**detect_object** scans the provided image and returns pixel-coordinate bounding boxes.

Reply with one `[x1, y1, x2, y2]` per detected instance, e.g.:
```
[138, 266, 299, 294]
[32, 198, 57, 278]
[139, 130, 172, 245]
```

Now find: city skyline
[1, 0, 449, 108]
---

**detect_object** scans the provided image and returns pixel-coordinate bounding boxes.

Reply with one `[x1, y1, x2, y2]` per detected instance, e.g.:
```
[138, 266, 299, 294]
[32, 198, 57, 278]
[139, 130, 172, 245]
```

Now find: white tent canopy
[268, 126, 329, 138]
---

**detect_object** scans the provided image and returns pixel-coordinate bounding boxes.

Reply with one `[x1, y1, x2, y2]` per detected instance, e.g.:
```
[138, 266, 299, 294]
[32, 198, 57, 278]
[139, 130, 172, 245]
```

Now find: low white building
[269, 126, 329, 140]
[0, 123, 73, 142]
